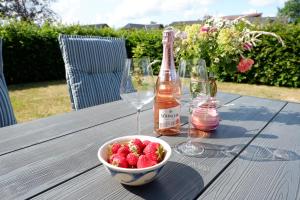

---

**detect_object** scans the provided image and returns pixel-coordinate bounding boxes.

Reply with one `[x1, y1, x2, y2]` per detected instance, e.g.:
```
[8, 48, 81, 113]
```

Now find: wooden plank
[32, 161, 205, 200]
[0, 92, 238, 156]
[215, 92, 241, 107]
[162, 96, 286, 148]
[0, 100, 152, 156]
[199, 102, 300, 200]
[32, 96, 285, 200]
[0, 93, 239, 199]
[0, 109, 153, 200]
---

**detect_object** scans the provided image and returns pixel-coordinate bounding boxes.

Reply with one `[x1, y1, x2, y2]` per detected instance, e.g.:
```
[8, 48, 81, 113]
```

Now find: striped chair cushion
[58, 35, 127, 110]
[0, 39, 16, 127]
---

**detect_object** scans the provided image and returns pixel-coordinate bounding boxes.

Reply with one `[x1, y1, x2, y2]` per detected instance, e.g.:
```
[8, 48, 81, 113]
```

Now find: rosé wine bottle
[154, 29, 181, 136]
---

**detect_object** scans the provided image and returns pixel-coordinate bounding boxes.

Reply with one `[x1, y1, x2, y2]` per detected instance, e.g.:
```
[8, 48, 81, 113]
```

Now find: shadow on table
[220, 106, 300, 126]
[177, 142, 300, 162]
[176, 124, 278, 140]
[211, 125, 278, 139]
[227, 144, 300, 162]
[123, 161, 203, 200]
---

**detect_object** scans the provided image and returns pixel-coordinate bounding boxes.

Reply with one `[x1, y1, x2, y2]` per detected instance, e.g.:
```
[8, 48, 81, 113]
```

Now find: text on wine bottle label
[158, 105, 180, 129]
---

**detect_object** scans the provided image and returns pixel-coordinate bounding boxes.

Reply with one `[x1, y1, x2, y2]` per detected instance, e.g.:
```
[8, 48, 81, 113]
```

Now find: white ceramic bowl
[98, 135, 172, 186]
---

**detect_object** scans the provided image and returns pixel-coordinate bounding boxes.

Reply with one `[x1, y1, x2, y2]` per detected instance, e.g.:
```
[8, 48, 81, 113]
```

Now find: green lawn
[8, 81, 72, 123]
[8, 80, 300, 123]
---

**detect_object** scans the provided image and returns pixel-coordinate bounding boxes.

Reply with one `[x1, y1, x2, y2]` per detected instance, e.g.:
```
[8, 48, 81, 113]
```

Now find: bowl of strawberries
[98, 135, 172, 186]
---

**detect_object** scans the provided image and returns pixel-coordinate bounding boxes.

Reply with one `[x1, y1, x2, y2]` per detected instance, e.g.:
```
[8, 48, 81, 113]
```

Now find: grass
[217, 82, 300, 103]
[8, 81, 72, 123]
[8, 80, 300, 123]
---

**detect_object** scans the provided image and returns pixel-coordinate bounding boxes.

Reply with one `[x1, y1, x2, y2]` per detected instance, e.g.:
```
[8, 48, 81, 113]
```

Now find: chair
[58, 34, 128, 110]
[0, 39, 17, 127]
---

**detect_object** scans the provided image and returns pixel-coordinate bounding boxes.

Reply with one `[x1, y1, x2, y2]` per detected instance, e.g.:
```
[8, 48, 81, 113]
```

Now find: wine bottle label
[159, 105, 180, 129]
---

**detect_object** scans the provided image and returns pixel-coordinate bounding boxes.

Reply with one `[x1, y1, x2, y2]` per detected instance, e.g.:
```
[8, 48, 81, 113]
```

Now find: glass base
[175, 141, 204, 156]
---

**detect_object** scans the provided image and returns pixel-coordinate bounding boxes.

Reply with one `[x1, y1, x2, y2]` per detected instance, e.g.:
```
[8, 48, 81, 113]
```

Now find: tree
[0, 0, 59, 23]
[277, 0, 300, 22]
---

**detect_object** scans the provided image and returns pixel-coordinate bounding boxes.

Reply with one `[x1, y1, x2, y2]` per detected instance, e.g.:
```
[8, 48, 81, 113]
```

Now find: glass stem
[187, 106, 192, 143]
[137, 108, 141, 135]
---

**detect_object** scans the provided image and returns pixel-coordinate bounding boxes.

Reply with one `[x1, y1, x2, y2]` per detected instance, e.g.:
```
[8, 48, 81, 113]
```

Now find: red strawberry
[108, 153, 118, 163]
[112, 154, 128, 168]
[137, 155, 157, 168]
[143, 142, 165, 162]
[126, 153, 139, 167]
[143, 140, 151, 147]
[111, 143, 122, 154]
[129, 144, 142, 155]
[130, 138, 145, 150]
[117, 145, 130, 157]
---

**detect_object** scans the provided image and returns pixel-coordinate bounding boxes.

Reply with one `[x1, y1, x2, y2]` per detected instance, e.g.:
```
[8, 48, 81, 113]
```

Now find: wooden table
[0, 92, 299, 200]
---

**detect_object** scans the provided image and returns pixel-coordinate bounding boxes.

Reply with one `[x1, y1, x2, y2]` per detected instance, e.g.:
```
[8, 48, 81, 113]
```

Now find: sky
[51, 0, 288, 28]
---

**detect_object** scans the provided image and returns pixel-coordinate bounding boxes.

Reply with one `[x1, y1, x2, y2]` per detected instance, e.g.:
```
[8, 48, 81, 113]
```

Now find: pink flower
[237, 58, 254, 73]
[200, 26, 209, 33]
[243, 42, 253, 51]
[200, 26, 217, 33]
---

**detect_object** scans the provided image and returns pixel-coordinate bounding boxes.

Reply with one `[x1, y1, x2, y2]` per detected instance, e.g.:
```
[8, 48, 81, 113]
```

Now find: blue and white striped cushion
[0, 39, 16, 127]
[58, 35, 127, 110]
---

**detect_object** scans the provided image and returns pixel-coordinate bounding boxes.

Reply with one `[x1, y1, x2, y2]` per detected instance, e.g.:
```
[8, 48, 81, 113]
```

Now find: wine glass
[175, 58, 209, 156]
[120, 57, 155, 135]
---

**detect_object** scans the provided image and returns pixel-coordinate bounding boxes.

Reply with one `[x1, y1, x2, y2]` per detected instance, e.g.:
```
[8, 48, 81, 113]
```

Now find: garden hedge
[0, 21, 299, 87]
[221, 22, 300, 87]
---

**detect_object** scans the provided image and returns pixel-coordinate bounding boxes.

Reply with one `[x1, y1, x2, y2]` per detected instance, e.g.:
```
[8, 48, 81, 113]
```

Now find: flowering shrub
[174, 17, 284, 75]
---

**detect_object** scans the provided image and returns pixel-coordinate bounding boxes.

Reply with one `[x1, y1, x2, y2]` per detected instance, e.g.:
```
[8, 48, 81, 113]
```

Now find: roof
[169, 13, 263, 25]
[122, 23, 164, 29]
[83, 24, 110, 28]
[169, 20, 203, 26]
[222, 13, 263, 20]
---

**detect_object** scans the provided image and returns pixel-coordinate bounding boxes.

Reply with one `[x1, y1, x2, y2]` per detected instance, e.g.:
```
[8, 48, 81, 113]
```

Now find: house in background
[169, 20, 203, 26]
[169, 12, 284, 26]
[222, 13, 287, 23]
[169, 13, 263, 26]
[122, 23, 164, 30]
[222, 12, 263, 22]
[82, 23, 110, 28]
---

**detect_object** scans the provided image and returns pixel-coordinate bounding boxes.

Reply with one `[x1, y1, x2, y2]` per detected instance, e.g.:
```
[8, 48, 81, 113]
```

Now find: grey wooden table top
[0, 92, 299, 200]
